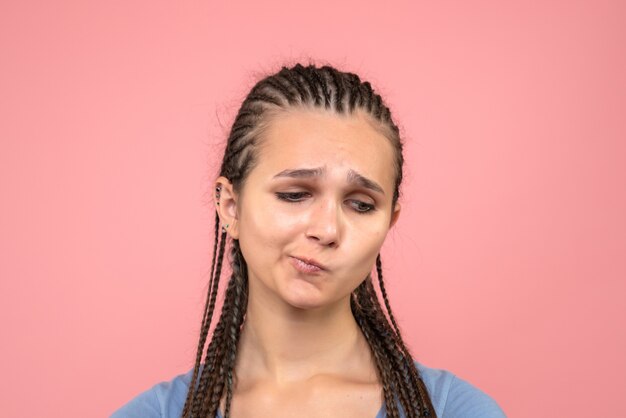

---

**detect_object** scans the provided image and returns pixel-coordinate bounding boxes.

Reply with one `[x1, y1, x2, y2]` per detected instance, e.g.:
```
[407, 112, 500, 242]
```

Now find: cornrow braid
[181, 218, 226, 418]
[353, 275, 429, 418]
[376, 254, 435, 416]
[351, 280, 402, 417]
[183, 63, 435, 418]
[184, 241, 248, 417]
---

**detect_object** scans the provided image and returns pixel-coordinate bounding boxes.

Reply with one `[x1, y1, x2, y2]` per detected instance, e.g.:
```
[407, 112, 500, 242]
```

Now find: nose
[305, 197, 340, 247]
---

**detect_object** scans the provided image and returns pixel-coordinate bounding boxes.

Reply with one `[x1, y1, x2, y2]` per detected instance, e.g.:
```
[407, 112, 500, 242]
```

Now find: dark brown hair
[182, 63, 435, 418]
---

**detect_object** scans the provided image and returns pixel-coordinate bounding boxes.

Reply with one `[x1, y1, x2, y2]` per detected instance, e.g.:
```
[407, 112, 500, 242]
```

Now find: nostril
[305, 205, 340, 245]
[306, 233, 337, 248]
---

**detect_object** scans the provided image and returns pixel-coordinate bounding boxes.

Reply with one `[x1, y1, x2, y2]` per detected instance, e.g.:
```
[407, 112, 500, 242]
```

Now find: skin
[215, 107, 401, 418]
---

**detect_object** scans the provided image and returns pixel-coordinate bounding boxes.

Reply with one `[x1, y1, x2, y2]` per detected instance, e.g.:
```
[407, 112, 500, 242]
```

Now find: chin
[282, 293, 326, 311]
[279, 284, 329, 311]
[287, 300, 326, 311]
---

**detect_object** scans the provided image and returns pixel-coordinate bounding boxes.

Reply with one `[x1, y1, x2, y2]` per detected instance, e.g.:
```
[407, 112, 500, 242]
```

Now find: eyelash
[275, 192, 376, 214]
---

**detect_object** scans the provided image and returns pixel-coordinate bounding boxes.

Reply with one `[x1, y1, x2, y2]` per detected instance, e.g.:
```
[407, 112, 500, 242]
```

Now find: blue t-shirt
[111, 361, 506, 417]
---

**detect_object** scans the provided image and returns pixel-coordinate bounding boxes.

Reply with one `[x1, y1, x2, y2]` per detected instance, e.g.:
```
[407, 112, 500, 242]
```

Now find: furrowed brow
[272, 167, 385, 196]
[347, 169, 385, 195]
[273, 167, 325, 179]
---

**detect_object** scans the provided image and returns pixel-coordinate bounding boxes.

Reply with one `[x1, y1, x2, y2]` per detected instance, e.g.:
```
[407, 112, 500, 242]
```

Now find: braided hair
[182, 63, 436, 418]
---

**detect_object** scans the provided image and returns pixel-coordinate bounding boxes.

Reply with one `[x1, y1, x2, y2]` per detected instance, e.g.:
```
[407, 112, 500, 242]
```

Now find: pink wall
[1, 1, 624, 417]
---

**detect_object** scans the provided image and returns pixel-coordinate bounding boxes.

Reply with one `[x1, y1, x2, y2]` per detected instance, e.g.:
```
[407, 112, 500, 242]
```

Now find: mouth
[289, 256, 327, 274]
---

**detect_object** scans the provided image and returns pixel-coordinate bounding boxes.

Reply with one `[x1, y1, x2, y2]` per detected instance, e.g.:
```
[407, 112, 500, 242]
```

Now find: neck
[235, 282, 371, 384]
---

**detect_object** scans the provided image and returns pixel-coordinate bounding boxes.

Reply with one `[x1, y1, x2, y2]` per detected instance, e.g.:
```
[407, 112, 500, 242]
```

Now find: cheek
[344, 225, 389, 280]
[354, 217, 388, 251]
[238, 200, 298, 261]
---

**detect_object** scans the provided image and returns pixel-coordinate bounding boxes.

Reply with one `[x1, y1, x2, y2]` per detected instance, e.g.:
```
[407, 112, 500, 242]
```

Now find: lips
[289, 256, 327, 273]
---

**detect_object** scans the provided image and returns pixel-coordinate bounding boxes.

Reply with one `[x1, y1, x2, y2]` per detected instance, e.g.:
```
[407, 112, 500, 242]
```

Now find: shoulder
[110, 368, 195, 418]
[415, 361, 507, 418]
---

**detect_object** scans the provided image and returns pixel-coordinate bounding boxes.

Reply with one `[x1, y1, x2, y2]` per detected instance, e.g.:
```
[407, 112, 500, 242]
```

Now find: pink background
[1, 1, 624, 417]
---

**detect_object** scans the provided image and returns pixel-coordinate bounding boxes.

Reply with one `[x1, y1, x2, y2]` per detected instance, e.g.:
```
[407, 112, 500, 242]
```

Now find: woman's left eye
[349, 200, 376, 214]
[275, 193, 376, 214]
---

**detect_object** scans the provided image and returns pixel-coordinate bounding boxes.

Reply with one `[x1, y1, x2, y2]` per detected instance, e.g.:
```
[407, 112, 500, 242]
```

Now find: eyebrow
[272, 167, 385, 195]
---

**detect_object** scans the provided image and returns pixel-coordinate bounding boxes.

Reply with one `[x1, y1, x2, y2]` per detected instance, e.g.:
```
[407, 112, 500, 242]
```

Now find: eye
[349, 200, 376, 214]
[275, 192, 376, 214]
[275, 191, 310, 202]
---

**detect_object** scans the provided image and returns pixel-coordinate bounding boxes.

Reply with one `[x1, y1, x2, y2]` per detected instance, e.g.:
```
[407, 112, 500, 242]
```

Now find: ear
[389, 202, 401, 229]
[215, 176, 240, 239]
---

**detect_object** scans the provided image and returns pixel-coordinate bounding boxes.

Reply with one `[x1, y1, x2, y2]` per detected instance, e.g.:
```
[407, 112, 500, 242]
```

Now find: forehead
[254, 108, 397, 188]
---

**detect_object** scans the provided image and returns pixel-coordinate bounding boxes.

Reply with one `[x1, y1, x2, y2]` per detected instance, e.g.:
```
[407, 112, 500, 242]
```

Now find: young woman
[112, 63, 506, 418]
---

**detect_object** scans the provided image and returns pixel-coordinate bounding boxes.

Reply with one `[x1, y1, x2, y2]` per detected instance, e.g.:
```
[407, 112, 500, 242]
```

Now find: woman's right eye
[275, 192, 310, 202]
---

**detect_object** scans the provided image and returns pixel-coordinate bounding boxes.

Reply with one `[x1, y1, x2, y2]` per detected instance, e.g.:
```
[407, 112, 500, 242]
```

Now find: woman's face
[219, 108, 401, 311]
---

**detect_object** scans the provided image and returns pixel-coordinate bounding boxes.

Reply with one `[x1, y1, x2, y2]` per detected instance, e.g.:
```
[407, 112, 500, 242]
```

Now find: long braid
[351, 285, 401, 418]
[205, 306, 232, 413]
[183, 63, 436, 417]
[375, 255, 422, 412]
[193, 243, 247, 417]
[355, 277, 419, 418]
[376, 255, 434, 416]
[222, 242, 248, 417]
[194, 276, 232, 414]
[183, 239, 248, 418]
[181, 221, 227, 418]
[370, 264, 431, 417]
